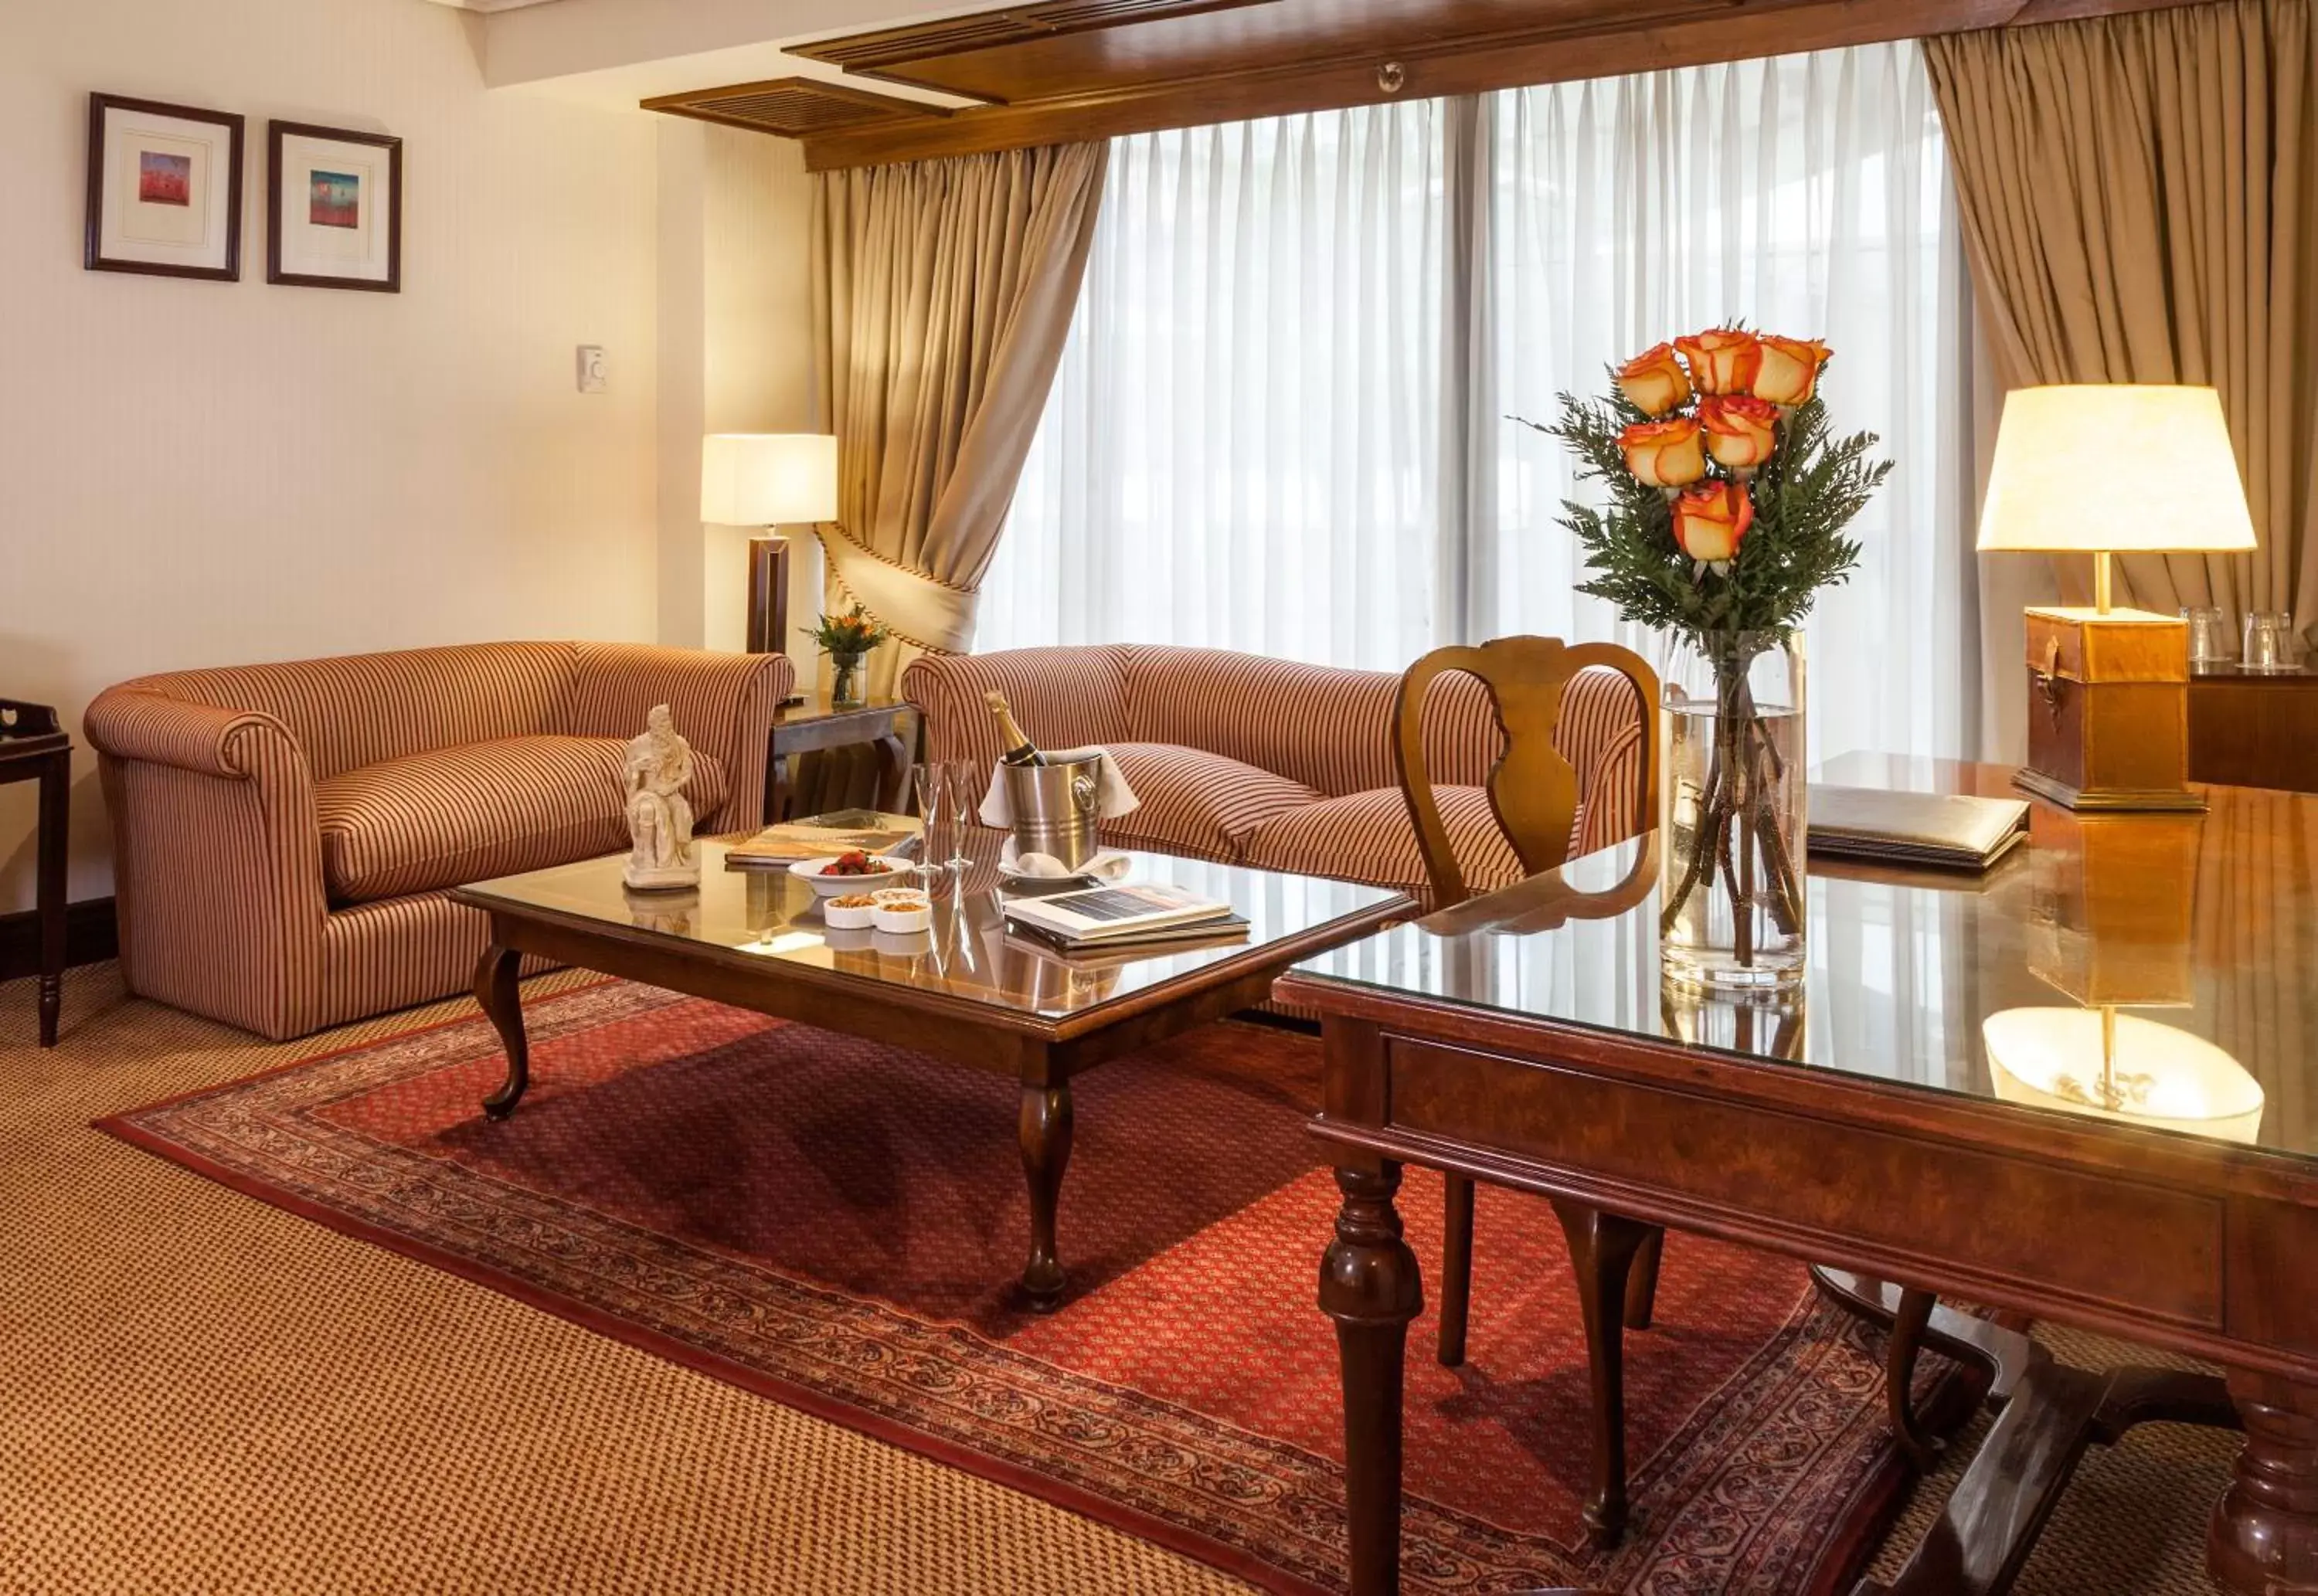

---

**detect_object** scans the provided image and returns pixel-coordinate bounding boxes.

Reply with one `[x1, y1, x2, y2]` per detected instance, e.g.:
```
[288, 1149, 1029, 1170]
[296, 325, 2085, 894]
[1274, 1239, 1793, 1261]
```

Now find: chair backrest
[1393, 637, 1660, 908]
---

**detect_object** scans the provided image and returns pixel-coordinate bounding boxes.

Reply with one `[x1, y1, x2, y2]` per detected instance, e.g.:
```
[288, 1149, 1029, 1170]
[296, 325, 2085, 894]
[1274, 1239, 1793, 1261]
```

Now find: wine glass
[944, 761, 977, 873]
[913, 764, 947, 885]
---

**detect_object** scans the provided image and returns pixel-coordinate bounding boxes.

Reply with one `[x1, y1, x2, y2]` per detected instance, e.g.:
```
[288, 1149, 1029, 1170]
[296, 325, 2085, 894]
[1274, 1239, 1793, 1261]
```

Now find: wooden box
[2017, 608, 2201, 812]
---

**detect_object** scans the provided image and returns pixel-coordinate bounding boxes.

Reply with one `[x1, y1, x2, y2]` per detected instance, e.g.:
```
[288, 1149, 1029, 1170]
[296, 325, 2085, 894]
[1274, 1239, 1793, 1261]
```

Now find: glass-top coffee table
[451, 835, 1406, 1310]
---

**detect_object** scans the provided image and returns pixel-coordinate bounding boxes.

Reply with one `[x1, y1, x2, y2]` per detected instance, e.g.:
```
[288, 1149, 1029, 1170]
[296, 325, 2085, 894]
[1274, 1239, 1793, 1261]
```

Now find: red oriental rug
[104, 980, 1966, 1594]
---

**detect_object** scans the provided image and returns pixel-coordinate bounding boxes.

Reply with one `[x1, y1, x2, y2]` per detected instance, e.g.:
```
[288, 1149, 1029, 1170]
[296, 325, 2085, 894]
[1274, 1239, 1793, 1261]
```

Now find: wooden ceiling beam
[796, 0, 2210, 170]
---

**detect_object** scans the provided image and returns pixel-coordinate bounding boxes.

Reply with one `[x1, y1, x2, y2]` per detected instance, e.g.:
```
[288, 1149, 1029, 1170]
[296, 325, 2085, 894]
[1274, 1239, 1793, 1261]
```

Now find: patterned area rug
[104, 980, 1968, 1595]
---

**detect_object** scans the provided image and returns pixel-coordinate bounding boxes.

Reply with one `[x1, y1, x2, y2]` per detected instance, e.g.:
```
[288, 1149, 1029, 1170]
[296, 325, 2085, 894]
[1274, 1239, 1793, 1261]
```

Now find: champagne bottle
[984, 691, 1047, 767]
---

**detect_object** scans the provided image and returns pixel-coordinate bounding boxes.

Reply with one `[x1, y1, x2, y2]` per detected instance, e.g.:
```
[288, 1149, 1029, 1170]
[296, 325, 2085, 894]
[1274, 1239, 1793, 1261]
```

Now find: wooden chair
[1395, 636, 1956, 1551]
[1393, 635, 1664, 1549]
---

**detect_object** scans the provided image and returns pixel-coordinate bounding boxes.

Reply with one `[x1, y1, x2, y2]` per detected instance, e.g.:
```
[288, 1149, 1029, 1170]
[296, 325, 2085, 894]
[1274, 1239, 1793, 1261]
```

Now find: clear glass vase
[829, 651, 867, 710]
[1660, 630, 1807, 993]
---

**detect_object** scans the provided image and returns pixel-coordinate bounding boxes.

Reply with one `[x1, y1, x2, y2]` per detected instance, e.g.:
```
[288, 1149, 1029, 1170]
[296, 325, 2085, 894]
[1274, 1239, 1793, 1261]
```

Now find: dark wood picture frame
[267, 120, 402, 293]
[84, 93, 246, 282]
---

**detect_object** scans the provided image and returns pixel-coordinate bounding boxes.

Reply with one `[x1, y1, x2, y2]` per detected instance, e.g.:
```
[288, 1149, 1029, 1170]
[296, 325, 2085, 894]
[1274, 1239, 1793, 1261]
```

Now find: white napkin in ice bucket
[977, 747, 1141, 828]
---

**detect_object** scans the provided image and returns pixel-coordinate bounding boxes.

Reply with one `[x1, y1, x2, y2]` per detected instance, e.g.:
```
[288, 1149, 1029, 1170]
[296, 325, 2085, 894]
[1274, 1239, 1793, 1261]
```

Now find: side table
[1, 701, 70, 1047]
[767, 691, 921, 823]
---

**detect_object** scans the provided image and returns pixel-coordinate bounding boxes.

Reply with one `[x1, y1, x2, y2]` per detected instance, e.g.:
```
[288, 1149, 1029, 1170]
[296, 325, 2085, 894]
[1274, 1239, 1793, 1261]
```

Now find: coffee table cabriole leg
[473, 942, 531, 1121]
[1018, 1078, 1075, 1312]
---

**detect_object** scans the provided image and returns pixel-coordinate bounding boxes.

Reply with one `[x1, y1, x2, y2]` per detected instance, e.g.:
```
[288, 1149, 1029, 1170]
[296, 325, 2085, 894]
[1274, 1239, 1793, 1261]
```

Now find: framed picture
[267, 121, 402, 292]
[84, 93, 246, 281]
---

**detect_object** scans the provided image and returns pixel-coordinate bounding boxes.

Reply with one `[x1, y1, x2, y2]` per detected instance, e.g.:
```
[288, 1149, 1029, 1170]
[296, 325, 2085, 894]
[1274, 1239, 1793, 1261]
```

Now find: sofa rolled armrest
[566, 643, 791, 830]
[83, 688, 307, 782]
[901, 647, 1133, 780]
[87, 685, 332, 1039]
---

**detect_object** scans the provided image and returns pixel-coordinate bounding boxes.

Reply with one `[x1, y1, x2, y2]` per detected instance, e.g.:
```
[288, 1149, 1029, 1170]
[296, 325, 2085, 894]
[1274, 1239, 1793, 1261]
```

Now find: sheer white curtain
[976, 104, 1446, 671]
[1479, 42, 1972, 761]
[981, 42, 1973, 760]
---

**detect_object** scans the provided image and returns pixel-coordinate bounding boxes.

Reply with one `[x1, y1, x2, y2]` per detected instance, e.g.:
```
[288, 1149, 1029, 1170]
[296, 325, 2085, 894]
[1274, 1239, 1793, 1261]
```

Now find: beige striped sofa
[87, 642, 791, 1041]
[901, 644, 1647, 905]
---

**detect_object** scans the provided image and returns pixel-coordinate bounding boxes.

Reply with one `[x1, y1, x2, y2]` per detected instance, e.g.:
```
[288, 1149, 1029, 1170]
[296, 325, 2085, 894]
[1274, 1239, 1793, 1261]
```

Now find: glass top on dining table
[458, 830, 1407, 1026]
[1291, 752, 2318, 1165]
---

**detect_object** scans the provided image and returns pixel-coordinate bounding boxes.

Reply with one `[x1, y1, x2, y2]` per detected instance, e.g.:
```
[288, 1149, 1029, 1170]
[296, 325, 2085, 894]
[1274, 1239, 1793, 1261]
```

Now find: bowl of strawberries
[790, 849, 912, 898]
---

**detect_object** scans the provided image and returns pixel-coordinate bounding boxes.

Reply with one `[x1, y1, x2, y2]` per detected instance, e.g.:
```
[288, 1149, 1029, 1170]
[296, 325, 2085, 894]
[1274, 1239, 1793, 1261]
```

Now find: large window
[980, 42, 1974, 761]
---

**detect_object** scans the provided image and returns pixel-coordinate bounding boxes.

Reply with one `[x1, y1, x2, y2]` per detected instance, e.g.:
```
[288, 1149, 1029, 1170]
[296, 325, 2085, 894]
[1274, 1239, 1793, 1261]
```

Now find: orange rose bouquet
[1518, 324, 1886, 654]
[1518, 328, 1890, 978]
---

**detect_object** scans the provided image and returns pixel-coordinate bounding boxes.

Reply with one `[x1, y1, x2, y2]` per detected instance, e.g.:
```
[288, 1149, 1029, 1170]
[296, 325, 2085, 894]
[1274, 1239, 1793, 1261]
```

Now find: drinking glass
[944, 762, 978, 871]
[2182, 606, 2231, 670]
[913, 764, 947, 884]
[2243, 611, 2296, 673]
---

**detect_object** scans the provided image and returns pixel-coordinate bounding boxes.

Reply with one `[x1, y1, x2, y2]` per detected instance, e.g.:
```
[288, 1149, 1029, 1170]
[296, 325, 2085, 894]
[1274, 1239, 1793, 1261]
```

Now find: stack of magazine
[1003, 881, 1249, 959]
[724, 809, 920, 871]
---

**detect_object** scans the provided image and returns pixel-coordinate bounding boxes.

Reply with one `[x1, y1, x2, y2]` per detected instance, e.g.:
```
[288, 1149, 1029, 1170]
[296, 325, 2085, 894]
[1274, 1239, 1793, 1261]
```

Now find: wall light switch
[576, 345, 609, 393]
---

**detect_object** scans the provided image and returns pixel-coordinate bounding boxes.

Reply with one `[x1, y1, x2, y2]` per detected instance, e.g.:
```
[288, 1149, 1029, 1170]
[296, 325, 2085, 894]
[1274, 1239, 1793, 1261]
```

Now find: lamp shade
[701, 433, 838, 526]
[1976, 385, 2257, 554]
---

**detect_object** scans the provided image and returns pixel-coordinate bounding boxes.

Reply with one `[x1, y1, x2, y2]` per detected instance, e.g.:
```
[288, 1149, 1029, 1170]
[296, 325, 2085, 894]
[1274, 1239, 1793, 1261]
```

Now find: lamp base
[2012, 766, 2206, 813]
[2019, 606, 2202, 813]
[746, 532, 806, 708]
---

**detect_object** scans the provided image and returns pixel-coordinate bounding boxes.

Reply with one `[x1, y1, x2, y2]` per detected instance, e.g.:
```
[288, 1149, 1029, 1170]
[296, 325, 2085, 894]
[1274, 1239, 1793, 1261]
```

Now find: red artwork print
[138, 151, 192, 206]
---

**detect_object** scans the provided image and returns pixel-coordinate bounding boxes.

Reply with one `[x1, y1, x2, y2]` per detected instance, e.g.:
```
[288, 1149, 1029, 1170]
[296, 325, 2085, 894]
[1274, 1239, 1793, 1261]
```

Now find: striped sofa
[901, 644, 1648, 904]
[86, 642, 791, 1041]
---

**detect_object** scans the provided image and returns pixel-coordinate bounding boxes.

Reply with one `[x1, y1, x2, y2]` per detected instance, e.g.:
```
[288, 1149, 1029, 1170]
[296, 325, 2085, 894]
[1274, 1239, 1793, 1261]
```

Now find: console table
[1280, 756, 2317, 1596]
[1, 701, 70, 1047]
[2190, 661, 2318, 793]
[766, 690, 920, 823]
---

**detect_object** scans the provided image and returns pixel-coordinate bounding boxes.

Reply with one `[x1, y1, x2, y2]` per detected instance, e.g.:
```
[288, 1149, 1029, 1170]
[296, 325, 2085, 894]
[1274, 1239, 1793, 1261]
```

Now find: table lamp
[701, 433, 839, 684]
[1976, 385, 2256, 812]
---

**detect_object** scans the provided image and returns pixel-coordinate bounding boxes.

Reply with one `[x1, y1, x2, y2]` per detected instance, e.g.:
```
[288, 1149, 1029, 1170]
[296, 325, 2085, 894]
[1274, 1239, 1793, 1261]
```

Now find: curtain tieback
[817, 521, 981, 656]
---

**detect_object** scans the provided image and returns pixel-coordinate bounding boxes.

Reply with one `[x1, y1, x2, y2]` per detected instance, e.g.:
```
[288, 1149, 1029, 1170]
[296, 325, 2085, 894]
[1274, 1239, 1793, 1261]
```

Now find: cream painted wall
[0, 0, 664, 914]
[656, 121, 818, 668]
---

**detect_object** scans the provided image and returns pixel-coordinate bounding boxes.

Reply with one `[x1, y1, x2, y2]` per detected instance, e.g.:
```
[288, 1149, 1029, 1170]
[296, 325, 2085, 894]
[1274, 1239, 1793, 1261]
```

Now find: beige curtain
[811, 142, 1109, 696]
[1926, 0, 2318, 641]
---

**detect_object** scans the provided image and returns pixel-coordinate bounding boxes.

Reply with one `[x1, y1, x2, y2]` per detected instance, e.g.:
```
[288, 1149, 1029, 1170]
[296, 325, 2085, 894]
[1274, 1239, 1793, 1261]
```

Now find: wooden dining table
[1277, 755, 2317, 1596]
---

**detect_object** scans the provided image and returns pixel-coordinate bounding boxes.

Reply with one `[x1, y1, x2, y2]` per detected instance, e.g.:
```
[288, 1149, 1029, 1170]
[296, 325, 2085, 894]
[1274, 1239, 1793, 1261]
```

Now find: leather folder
[1806, 785, 2030, 871]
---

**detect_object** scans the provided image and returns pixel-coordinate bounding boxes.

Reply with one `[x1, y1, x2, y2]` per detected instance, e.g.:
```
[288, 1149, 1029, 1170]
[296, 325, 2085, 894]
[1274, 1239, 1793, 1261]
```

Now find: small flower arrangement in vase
[1521, 329, 1890, 992]
[812, 604, 890, 709]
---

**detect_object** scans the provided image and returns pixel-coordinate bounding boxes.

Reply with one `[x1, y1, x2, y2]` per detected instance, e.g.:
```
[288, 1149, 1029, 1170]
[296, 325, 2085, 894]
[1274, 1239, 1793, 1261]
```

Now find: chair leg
[1554, 1199, 1655, 1550]
[1623, 1226, 1664, 1330]
[1438, 1173, 1475, 1367]
[1887, 1285, 1945, 1469]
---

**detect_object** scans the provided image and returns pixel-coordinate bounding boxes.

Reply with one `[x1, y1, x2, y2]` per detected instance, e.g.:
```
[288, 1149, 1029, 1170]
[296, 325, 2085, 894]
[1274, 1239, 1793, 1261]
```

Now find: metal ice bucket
[1002, 753, 1104, 871]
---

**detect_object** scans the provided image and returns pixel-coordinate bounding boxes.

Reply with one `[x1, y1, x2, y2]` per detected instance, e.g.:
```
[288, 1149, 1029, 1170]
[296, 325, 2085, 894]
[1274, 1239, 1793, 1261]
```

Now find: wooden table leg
[2210, 1369, 2318, 1594]
[474, 944, 530, 1120]
[873, 726, 914, 816]
[767, 747, 794, 825]
[36, 751, 66, 1048]
[1018, 1079, 1074, 1312]
[1553, 1199, 1654, 1550]
[1320, 1163, 1422, 1596]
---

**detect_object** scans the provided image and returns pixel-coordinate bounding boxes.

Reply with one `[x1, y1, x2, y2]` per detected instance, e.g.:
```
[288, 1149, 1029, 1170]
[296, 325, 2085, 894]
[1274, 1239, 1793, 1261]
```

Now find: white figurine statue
[622, 704, 701, 891]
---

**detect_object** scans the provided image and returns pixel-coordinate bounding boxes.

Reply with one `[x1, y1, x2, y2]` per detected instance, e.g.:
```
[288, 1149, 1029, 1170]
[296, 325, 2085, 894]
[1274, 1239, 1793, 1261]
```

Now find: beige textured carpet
[1, 966, 2237, 1594]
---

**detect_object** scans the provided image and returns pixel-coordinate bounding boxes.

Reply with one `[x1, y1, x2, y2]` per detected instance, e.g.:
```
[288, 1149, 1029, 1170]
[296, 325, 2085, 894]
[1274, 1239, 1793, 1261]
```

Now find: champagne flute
[913, 764, 946, 886]
[945, 761, 977, 872]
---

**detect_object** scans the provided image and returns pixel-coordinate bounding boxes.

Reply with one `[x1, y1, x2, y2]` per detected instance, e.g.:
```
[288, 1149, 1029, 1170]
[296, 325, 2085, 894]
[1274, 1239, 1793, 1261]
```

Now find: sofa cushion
[1240, 786, 1527, 901]
[1096, 742, 1325, 864]
[316, 735, 730, 904]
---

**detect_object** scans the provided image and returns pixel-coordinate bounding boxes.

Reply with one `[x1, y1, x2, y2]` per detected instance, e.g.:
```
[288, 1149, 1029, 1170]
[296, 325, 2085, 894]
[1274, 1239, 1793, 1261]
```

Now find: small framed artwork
[85, 93, 246, 281]
[267, 121, 402, 292]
